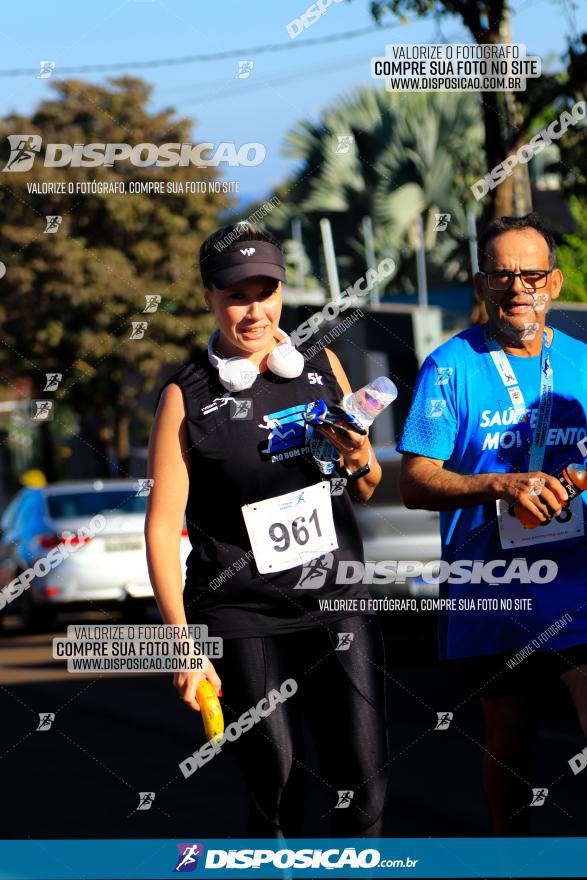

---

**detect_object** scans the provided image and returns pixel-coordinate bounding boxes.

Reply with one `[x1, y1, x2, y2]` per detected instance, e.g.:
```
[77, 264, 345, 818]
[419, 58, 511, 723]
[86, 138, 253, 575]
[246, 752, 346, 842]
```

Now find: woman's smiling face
[205, 276, 283, 360]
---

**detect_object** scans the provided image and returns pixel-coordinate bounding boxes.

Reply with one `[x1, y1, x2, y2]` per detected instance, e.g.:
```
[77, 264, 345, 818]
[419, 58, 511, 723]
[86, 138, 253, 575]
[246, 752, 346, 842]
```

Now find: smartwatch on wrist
[345, 449, 372, 482]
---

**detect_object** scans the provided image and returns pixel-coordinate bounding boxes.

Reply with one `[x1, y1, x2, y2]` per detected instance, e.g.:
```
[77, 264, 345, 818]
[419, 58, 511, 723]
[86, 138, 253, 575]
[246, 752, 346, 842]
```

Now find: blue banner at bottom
[0, 837, 586, 879]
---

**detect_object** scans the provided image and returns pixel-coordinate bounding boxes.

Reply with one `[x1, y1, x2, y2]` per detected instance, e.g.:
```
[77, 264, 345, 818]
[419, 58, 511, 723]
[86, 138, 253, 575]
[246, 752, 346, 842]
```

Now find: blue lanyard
[484, 326, 553, 471]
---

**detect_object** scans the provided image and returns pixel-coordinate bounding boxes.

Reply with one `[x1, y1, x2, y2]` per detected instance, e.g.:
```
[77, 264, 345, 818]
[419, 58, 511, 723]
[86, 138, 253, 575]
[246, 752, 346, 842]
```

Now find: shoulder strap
[153, 360, 198, 415]
[296, 339, 336, 378]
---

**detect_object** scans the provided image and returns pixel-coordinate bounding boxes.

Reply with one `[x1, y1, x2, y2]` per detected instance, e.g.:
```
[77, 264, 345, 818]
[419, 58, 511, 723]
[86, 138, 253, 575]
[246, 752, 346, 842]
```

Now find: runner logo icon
[530, 788, 549, 807]
[174, 843, 204, 872]
[36, 712, 55, 731]
[435, 711, 453, 730]
[335, 632, 354, 651]
[294, 551, 334, 589]
[335, 790, 354, 808]
[258, 404, 308, 454]
[2, 135, 42, 172]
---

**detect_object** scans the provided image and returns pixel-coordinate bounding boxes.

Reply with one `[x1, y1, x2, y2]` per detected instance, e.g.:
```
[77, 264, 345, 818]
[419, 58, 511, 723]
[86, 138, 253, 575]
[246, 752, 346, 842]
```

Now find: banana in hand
[196, 679, 224, 743]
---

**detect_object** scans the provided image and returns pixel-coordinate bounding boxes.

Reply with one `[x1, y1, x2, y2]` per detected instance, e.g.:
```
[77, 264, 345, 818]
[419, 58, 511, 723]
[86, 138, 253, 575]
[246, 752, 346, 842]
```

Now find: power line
[161, 52, 375, 107]
[0, 21, 409, 77]
[0, 0, 548, 80]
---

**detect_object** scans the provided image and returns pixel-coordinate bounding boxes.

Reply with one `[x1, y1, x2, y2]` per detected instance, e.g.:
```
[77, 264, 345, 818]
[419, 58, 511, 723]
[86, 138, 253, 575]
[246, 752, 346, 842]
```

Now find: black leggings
[214, 615, 390, 838]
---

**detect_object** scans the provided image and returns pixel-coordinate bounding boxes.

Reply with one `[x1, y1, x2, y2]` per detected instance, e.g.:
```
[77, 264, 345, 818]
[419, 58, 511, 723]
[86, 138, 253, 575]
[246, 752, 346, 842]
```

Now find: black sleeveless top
[153, 341, 375, 638]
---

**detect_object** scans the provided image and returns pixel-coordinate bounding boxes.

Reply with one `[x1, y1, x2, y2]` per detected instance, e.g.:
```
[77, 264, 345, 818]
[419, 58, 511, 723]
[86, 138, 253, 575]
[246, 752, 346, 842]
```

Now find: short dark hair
[199, 223, 282, 287]
[477, 213, 557, 271]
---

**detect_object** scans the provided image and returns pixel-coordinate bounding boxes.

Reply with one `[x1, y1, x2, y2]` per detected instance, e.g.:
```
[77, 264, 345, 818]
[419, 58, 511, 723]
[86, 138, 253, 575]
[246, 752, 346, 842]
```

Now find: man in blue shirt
[398, 213, 587, 834]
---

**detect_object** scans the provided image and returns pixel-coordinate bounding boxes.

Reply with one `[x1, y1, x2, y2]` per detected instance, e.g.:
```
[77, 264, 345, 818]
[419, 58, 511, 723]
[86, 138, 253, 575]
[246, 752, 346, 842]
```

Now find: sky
[0, 0, 583, 206]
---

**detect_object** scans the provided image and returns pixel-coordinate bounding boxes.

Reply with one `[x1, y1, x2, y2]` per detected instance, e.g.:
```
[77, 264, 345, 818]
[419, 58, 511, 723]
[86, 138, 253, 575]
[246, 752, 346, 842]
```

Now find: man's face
[475, 229, 563, 339]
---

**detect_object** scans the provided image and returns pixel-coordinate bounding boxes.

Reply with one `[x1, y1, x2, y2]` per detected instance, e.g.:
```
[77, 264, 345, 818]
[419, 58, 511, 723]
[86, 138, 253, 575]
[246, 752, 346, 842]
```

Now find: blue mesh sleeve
[397, 356, 458, 460]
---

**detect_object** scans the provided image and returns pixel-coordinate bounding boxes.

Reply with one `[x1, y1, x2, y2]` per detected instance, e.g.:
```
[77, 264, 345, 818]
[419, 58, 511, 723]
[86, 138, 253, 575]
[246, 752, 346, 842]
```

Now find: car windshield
[46, 490, 147, 519]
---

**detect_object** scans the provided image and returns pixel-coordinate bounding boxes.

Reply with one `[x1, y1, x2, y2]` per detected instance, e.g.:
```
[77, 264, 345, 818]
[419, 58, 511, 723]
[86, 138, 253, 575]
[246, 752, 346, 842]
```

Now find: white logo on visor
[240, 248, 255, 256]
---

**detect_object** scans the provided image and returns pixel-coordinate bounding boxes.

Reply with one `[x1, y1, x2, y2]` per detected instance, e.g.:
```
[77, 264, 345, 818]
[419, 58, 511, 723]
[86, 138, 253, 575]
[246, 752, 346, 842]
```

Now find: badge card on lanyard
[483, 327, 581, 548]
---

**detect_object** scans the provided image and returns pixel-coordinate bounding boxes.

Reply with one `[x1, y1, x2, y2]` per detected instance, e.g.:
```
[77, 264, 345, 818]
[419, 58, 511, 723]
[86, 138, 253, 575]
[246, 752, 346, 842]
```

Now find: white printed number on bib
[241, 481, 338, 574]
[497, 497, 585, 549]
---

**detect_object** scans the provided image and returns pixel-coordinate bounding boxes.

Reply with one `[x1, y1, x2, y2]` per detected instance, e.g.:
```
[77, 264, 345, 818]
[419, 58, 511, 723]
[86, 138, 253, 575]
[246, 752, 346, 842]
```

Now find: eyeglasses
[479, 269, 552, 291]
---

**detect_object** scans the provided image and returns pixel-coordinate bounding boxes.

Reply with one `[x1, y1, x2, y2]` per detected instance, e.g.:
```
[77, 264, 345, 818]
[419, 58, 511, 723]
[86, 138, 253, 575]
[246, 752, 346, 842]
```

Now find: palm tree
[267, 87, 485, 293]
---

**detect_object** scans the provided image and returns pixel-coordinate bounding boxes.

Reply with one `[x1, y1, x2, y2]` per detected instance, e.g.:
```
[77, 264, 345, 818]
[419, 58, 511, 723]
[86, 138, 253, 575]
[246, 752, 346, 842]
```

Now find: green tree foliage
[558, 197, 587, 303]
[557, 35, 587, 198]
[0, 77, 231, 475]
[367, 1, 587, 218]
[265, 88, 484, 291]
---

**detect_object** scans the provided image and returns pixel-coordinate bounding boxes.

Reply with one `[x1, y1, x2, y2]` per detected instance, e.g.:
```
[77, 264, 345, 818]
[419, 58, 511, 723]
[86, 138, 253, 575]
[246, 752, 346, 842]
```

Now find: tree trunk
[479, 90, 508, 216]
[481, 19, 514, 220]
[470, 11, 513, 325]
[494, 172, 515, 217]
[38, 420, 57, 482]
[115, 405, 131, 478]
[78, 410, 112, 478]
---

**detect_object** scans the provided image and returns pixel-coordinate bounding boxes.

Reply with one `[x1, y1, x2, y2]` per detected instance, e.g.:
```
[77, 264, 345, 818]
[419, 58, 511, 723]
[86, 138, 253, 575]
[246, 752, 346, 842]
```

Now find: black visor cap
[202, 240, 286, 289]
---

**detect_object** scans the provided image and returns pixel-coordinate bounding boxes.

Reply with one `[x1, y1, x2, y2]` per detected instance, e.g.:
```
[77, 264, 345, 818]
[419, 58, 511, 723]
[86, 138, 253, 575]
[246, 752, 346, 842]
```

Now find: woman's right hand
[173, 657, 222, 712]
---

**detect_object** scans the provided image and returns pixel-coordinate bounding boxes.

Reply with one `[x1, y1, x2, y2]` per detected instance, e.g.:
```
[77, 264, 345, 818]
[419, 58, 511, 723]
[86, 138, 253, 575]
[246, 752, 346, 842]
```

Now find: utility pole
[320, 218, 341, 301]
[362, 216, 379, 307]
[415, 215, 429, 308]
[291, 219, 305, 291]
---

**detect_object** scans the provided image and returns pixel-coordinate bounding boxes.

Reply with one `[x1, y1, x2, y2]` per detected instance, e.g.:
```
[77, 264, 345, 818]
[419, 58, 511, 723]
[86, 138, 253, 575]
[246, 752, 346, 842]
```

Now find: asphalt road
[0, 608, 586, 842]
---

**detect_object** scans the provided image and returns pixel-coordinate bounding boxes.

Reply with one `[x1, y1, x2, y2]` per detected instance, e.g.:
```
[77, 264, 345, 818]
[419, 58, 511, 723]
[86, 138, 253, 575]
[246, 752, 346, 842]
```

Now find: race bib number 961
[241, 482, 338, 574]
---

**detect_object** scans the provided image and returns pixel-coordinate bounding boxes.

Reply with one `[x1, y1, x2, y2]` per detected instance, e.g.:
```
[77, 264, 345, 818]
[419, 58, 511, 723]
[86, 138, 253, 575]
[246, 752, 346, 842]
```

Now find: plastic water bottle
[305, 376, 397, 475]
[341, 377, 398, 429]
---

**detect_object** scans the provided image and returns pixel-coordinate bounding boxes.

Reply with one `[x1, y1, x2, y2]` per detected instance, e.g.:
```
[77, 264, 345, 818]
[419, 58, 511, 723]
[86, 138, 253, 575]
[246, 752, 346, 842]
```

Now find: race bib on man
[496, 497, 585, 549]
[241, 481, 338, 574]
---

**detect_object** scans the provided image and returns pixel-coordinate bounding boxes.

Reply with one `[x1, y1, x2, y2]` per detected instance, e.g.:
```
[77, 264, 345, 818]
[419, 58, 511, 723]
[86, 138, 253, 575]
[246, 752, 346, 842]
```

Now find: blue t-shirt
[397, 324, 587, 660]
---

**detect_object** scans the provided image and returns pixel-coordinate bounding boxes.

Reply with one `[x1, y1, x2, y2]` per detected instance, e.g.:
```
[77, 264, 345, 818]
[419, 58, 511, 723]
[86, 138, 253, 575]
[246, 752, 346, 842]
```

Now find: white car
[0, 479, 191, 629]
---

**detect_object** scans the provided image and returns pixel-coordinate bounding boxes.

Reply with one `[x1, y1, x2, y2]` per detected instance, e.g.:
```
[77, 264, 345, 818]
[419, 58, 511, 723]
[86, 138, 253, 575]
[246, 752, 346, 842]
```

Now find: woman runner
[145, 225, 390, 839]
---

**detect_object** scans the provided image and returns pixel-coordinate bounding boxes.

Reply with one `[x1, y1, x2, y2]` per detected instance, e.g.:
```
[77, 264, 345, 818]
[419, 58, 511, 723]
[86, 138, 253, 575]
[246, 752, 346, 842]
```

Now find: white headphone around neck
[207, 328, 304, 392]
